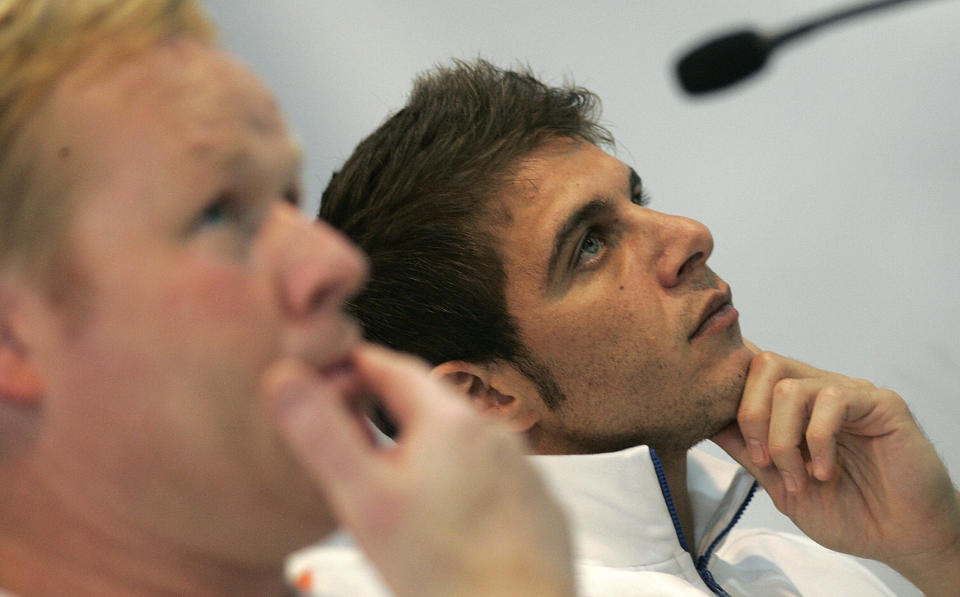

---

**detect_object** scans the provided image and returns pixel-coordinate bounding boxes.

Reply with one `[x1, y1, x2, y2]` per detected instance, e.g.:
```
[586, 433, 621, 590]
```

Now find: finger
[804, 385, 857, 481]
[805, 383, 900, 481]
[742, 338, 762, 355]
[710, 422, 747, 464]
[738, 351, 785, 466]
[353, 343, 464, 432]
[263, 358, 381, 504]
[710, 422, 787, 495]
[739, 351, 827, 467]
[768, 377, 840, 493]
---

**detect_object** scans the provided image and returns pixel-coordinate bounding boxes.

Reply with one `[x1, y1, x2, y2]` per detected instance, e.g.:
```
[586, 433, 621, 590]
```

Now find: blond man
[0, 2, 574, 596]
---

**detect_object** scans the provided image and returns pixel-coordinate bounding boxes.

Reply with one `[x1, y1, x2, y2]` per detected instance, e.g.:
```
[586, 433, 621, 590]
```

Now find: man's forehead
[59, 38, 284, 138]
[495, 140, 629, 281]
[46, 38, 295, 176]
[512, 139, 625, 194]
[26, 36, 300, 240]
[503, 141, 628, 230]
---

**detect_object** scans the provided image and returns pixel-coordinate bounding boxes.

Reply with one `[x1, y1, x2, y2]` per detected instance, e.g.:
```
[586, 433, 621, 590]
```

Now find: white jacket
[287, 445, 896, 596]
[530, 445, 895, 596]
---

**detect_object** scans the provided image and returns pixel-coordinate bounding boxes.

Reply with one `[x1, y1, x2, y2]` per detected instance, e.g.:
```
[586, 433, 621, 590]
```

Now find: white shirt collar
[530, 445, 756, 568]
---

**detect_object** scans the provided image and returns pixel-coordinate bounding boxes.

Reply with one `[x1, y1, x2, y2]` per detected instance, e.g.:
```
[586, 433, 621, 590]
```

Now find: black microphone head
[676, 30, 771, 94]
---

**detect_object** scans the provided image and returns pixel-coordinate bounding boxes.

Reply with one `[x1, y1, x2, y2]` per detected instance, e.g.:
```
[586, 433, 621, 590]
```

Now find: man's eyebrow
[546, 197, 614, 285]
[194, 140, 303, 183]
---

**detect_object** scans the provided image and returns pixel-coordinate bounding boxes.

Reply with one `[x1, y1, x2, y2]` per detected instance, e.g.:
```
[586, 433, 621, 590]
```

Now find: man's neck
[0, 463, 290, 597]
[656, 450, 695, 553]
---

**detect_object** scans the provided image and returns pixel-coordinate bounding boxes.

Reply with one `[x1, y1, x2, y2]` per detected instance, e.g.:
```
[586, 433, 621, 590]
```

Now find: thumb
[263, 359, 382, 517]
[711, 422, 784, 493]
[711, 421, 750, 467]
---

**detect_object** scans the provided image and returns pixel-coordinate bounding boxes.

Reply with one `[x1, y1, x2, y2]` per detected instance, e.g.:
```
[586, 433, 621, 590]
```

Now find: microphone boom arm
[676, 0, 942, 94]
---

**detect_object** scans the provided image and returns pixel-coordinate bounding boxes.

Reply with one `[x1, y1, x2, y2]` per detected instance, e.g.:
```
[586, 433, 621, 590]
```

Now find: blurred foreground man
[0, 5, 574, 597]
[315, 59, 960, 596]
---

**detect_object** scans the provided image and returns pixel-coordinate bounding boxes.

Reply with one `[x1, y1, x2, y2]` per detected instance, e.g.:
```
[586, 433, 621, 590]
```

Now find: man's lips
[317, 353, 354, 381]
[315, 350, 381, 443]
[308, 318, 362, 380]
[316, 349, 363, 405]
[690, 289, 738, 340]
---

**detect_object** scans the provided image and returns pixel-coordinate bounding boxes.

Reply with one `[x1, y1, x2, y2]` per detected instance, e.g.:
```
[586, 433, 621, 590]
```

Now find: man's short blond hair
[0, 0, 215, 277]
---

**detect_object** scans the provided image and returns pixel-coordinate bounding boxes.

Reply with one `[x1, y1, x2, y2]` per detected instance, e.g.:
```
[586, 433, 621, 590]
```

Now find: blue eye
[575, 232, 605, 267]
[197, 195, 236, 229]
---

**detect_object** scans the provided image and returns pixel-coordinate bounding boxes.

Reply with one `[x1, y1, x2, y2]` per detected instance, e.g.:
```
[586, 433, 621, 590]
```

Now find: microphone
[676, 0, 938, 95]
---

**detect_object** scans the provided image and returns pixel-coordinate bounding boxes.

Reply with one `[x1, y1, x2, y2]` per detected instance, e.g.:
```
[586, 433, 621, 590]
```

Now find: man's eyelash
[632, 188, 651, 206]
[198, 194, 236, 226]
[283, 186, 301, 208]
[573, 229, 607, 269]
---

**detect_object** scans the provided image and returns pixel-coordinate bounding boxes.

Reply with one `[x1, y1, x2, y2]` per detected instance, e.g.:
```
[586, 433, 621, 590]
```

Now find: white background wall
[203, 1, 960, 594]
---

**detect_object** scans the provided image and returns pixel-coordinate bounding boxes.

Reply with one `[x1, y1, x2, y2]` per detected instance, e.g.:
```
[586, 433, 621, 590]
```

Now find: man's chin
[696, 360, 750, 444]
[703, 415, 739, 443]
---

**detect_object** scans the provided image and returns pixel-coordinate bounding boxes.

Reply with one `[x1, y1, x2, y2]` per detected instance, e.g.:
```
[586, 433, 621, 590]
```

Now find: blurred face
[498, 139, 752, 456]
[17, 39, 367, 561]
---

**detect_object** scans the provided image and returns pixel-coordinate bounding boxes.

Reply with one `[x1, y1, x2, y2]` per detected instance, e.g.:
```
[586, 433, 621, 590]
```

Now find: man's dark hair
[320, 59, 613, 418]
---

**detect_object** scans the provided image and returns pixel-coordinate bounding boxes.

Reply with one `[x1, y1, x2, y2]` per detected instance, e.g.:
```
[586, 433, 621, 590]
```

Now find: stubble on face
[641, 272, 751, 453]
[532, 332, 750, 457]
[537, 265, 747, 455]
[681, 350, 750, 446]
[495, 141, 753, 457]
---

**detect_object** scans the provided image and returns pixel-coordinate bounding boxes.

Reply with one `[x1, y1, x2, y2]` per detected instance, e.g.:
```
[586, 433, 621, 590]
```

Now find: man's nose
[654, 213, 714, 288]
[267, 204, 368, 318]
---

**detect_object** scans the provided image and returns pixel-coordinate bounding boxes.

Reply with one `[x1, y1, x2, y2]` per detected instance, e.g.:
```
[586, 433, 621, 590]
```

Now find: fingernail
[747, 439, 765, 464]
[782, 472, 799, 493]
[812, 456, 827, 480]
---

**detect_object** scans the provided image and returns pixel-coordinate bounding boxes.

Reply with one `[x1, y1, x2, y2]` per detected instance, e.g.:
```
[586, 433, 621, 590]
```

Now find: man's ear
[431, 360, 541, 433]
[0, 292, 44, 407]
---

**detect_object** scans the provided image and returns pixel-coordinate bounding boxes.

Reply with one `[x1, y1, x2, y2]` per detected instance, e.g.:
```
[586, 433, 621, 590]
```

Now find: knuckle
[817, 385, 845, 402]
[772, 378, 801, 402]
[805, 425, 831, 447]
[752, 350, 781, 370]
[767, 439, 794, 460]
[737, 404, 767, 426]
[395, 351, 431, 373]
[877, 387, 907, 409]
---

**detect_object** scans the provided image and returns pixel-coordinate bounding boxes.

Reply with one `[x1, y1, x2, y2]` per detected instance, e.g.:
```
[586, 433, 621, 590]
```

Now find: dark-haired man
[313, 59, 960, 596]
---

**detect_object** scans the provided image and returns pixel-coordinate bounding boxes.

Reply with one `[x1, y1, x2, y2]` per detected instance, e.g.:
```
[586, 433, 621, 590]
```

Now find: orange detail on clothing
[295, 570, 313, 591]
